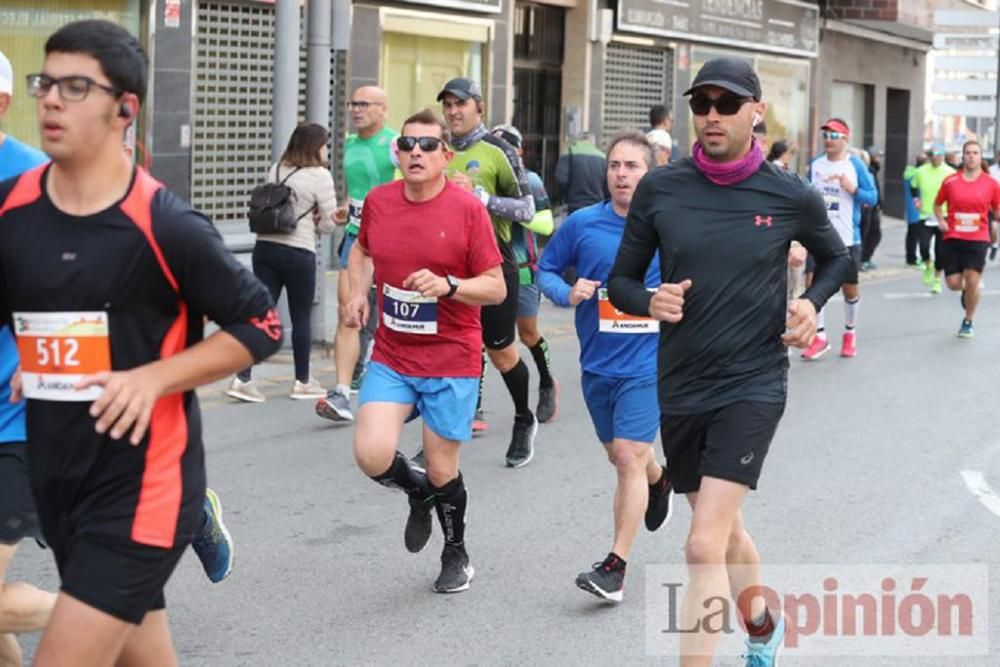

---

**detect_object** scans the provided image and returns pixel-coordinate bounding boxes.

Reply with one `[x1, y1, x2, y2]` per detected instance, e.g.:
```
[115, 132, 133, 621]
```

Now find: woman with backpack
[227, 123, 338, 402]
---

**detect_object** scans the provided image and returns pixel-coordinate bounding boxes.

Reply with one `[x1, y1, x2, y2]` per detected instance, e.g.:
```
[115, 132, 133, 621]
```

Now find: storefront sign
[397, 0, 502, 14]
[617, 0, 819, 58]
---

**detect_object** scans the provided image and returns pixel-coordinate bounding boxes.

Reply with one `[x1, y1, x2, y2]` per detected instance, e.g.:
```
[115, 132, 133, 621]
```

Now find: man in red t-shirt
[934, 140, 1000, 337]
[343, 109, 505, 593]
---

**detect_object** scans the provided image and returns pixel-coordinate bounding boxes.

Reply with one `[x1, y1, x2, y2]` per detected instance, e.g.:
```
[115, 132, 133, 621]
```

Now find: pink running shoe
[840, 331, 857, 358]
[800, 335, 830, 361]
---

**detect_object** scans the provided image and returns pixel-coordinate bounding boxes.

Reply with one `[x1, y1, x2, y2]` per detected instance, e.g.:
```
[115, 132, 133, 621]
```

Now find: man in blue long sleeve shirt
[537, 131, 671, 604]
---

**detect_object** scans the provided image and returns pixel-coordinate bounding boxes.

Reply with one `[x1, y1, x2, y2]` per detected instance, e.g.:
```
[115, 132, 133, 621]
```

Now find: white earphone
[752, 112, 762, 126]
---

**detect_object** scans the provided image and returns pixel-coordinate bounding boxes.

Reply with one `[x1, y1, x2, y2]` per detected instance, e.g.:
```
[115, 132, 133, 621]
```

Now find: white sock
[816, 309, 826, 336]
[844, 297, 860, 330]
[336, 383, 351, 396]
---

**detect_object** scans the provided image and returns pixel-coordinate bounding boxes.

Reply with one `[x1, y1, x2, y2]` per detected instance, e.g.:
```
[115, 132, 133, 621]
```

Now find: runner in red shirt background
[934, 140, 1000, 338]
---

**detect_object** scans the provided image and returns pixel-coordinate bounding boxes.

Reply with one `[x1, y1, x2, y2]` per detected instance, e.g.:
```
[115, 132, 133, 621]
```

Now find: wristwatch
[446, 275, 460, 298]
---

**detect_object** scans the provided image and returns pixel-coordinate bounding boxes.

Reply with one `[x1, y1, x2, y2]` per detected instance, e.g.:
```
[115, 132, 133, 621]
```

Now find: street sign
[932, 100, 998, 118]
[933, 79, 997, 96]
[933, 33, 999, 50]
[934, 10, 999, 28]
[934, 56, 998, 73]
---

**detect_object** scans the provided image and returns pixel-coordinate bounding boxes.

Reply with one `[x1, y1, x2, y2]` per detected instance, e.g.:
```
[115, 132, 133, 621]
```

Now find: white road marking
[960, 470, 1000, 518]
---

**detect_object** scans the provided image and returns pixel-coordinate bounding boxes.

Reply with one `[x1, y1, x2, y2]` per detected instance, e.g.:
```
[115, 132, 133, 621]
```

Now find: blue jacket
[808, 153, 878, 245]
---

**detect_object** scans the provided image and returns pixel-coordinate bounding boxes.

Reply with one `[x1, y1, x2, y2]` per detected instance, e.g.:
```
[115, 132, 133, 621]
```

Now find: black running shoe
[536, 380, 559, 424]
[410, 449, 426, 472]
[433, 544, 474, 593]
[645, 466, 673, 532]
[505, 414, 538, 468]
[405, 494, 433, 553]
[576, 554, 625, 603]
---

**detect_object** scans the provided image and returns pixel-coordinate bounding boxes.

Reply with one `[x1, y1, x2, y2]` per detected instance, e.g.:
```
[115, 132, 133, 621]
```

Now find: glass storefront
[380, 13, 490, 132]
[1, 0, 142, 148]
[691, 47, 811, 173]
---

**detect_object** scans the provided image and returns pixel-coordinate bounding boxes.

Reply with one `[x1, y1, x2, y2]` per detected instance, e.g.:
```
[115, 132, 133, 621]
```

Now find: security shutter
[602, 43, 673, 135]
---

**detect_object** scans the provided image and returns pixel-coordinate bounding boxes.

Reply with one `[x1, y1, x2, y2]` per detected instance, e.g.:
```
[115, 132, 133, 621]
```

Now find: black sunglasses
[396, 136, 446, 152]
[688, 94, 753, 116]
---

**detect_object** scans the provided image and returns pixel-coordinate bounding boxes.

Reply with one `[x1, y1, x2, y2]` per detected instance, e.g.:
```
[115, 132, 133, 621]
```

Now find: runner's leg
[334, 269, 361, 391]
[33, 594, 135, 667]
[114, 610, 177, 667]
[606, 438, 652, 559]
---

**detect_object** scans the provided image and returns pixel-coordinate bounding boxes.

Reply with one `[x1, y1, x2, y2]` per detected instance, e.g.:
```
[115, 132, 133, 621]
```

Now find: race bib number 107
[14, 311, 111, 401]
[382, 285, 438, 335]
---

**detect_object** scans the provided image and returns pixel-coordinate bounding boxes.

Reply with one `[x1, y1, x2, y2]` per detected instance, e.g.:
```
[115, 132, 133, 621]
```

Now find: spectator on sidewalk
[554, 132, 606, 213]
[860, 146, 884, 271]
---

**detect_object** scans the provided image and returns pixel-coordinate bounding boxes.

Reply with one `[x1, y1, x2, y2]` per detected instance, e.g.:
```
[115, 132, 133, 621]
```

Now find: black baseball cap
[437, 77, 483, 101]
[683, 57, 762, 100]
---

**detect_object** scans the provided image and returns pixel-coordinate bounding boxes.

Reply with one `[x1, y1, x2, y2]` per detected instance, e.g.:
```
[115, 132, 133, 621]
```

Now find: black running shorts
[941, 239, 988, 276]
[481, 262, 519, 350]
[0, 442, 39, 544]
[56, 535, 186, 624]
[660, 401, 786, 494]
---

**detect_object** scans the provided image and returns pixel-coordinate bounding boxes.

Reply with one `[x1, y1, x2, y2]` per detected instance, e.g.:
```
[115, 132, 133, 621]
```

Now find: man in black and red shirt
[933, 140, 1000, 337]
[0, 20, 280, 665]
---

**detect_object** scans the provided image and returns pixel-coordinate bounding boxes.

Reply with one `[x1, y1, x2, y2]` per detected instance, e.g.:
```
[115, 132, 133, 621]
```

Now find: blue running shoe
[192, 488, 234, 583]
[743, 614, 785, 666]
[958, 319, 974, 338]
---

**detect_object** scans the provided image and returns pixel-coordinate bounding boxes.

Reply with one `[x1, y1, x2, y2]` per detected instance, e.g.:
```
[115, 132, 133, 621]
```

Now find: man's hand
[76, 367, 164, 446]
[333, 205, 349, 225]
[836, 173, 857, 195]
[788, 244, 807, 268]
[649, 279, 692, 323]
[782, 298, 818, 349]
[568, 278, 601, 306]
[913, 197, 922, 211]
[404, 269, 449, 298]
[937, 217, 949, 233]
[343, 292, 370, 329]
[10, 367, 21, 403]
[450, 172, 474, 192]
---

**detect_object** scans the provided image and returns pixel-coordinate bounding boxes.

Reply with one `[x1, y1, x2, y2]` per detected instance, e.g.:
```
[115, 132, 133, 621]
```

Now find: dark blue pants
[239, 241, 316, 383]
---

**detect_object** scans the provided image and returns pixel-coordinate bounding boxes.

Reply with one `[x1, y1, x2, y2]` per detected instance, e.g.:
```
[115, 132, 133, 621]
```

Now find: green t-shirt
[344, 126, 398, 234]
[447, 135, 523, 249]
[911, 162, 955, 219]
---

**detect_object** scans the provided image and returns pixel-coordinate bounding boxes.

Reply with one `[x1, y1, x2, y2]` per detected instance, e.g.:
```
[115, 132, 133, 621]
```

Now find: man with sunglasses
[344, 109, 505, 593]
[0, 20, 282, 664]
[803, 119, 877, 360]
[316, 86, 397, 423]
[609, 57, 850, 666]
[437, 78, 541, 468]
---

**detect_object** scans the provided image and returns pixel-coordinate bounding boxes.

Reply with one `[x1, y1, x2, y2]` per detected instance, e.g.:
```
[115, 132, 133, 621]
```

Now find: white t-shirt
[810, 155, 858, 246]
[989, 163, 1000, 186]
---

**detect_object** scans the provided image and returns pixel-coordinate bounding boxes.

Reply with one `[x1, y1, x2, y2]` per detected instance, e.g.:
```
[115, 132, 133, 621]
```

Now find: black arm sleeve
[608, 178, 658, 316]
[797, 187, 852, 312]
[153, 192, 283, 363]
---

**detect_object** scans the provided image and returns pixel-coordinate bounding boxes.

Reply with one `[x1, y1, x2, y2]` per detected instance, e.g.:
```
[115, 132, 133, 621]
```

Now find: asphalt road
[8, 221, 1000, 665]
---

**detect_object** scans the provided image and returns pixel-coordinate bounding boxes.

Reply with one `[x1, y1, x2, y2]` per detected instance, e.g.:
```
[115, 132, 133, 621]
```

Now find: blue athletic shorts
[581, 372, 659, 444]
[338, 230, 358, 270]
[517, 281, 541, 318]
[358, 362, 478, 442]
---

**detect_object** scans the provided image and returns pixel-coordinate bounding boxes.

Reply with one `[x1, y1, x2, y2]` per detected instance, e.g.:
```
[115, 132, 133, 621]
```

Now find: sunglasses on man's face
[396, 136, 445, 152]
[688, 94, 752, 116]
[822, 131, 847, 141]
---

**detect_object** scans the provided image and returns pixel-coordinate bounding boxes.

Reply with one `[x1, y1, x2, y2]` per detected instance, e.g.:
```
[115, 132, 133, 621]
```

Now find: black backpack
[248, 167, 312, 234]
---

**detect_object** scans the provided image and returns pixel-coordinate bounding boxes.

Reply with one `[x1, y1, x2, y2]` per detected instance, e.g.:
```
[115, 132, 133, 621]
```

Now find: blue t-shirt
[537, 201, 660, 378]
[0, 134, 47, 443]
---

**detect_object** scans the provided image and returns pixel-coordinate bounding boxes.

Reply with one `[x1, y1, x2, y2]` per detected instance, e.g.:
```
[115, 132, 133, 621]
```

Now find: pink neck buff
[692, 138, 765, 186]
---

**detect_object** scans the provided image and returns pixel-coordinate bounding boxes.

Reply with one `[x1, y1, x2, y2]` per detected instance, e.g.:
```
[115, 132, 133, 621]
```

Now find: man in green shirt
[316, 86, 397, 422]
[437, 78, 541, 467]
[911, 144, 955, 293]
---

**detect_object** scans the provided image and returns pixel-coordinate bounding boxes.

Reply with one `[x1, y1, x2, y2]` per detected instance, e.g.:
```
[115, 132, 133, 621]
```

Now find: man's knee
[946, 275, 963, 291]
[486, 344, 518, 373]
[685, 531, 727, 566]
[609, 441, 646, 475]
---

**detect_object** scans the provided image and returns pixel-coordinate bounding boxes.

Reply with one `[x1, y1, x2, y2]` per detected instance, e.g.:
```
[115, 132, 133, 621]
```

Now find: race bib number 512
[14, 311, 111, 401]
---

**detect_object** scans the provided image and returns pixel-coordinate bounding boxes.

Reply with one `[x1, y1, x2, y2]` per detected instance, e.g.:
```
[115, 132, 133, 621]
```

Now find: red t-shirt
[935, 172, 1000, 242]
[358, 179, 502, 377]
